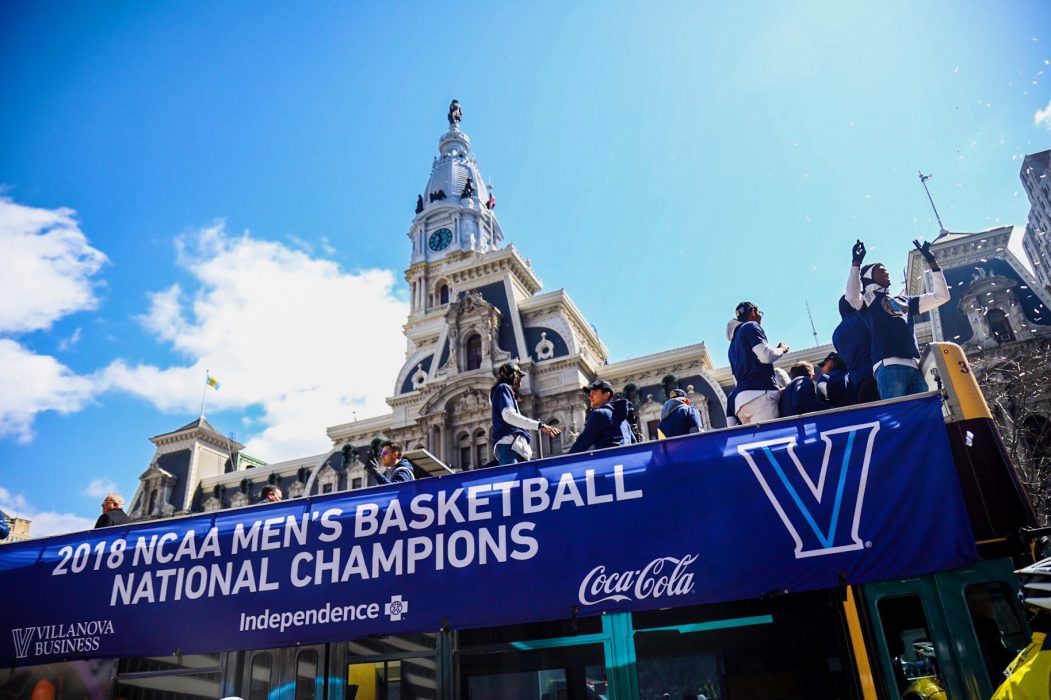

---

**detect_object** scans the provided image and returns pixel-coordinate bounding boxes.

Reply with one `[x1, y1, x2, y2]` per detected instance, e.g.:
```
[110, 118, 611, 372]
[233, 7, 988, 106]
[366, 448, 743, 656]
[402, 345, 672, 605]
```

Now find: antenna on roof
[918, 171, 948, 237]
[805, 299, 819, 346]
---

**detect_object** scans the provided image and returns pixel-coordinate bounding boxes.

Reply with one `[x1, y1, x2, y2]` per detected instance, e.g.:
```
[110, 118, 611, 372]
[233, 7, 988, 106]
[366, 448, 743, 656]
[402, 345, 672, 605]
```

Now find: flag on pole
[206, 373, 221, 391]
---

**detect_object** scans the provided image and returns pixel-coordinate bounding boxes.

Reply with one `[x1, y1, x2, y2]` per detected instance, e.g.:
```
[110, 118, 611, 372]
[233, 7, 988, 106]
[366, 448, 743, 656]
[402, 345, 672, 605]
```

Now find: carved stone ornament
[535, 331, 555, 361]
[412, 363, 427, 388]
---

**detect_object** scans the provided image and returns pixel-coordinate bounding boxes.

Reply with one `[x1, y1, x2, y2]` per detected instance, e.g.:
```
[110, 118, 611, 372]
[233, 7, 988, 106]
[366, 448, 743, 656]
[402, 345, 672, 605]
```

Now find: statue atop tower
[448, 100, 462, 127]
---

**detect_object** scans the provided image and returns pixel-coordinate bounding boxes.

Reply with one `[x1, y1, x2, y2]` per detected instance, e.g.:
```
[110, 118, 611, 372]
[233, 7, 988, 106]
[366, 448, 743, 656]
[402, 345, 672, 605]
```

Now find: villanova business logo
[738, 422, 880, 559]
[11, 628, 35, 659]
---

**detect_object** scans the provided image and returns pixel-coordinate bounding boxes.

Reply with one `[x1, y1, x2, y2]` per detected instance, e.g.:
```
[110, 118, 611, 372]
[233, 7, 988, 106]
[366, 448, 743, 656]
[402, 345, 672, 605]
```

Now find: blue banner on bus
[0, 394, 976, 666]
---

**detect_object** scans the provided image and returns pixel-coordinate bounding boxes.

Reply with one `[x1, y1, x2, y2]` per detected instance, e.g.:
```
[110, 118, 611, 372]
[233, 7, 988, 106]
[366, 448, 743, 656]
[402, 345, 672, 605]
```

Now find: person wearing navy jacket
[832, 296, 879, 403]
[374, 441, 416, 483]
[815, 351, 855, 407]
[845, 239, 949, 399]
[726, 301, 790, 426]
[657, 388, 703, 438]
[779, 361, 830, 417]
[490, 361, 561, 465]
[569, 379, 635, 453]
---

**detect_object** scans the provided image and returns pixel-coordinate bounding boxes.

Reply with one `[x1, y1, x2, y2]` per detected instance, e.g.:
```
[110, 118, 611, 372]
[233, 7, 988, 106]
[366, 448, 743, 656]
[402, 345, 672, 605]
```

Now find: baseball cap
[582, 379, 614, 394]
[669, 388, 688, 399]
[735, 301, 758, 320]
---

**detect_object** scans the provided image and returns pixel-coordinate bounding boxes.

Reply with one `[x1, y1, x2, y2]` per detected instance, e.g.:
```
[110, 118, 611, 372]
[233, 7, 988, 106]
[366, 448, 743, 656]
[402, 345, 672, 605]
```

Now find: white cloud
[0, 198, 107, 442]
[1036, 99, 1051, 130]
[84, 478, 118, 499]
[0, 197, 108, 333]
[0, 486, 95, 538]
[101, 223, 409, 461]
[0, 338, 97, 443]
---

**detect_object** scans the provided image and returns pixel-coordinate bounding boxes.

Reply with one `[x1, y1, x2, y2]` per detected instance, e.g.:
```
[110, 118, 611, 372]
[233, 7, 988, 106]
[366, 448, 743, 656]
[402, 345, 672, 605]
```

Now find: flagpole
[199, 370, 209, 418]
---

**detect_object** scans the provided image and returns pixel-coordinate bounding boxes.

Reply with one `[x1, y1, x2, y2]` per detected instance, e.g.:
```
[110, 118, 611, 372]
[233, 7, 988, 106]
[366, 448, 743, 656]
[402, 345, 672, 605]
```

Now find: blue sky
[1, 1, 1049, 535]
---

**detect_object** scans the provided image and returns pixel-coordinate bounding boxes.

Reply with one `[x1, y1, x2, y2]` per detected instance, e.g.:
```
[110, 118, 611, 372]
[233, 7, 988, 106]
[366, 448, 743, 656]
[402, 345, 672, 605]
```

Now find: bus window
[633, 592, 852, 699]
[348, 658, 437, 699]
[113, 653, 222, 700]
[458, 645, 605, 700]
[248, 653, 273, 700]
[965, 582, 1027, 687]
[876, 596, 947, 699]
[459, 617, 602, 646]
[346, 632, 438, 657]
[296, 649, 319, 700]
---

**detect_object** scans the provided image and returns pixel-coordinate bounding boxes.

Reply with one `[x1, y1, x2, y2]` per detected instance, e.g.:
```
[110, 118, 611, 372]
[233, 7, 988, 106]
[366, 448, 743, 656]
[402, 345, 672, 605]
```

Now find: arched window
[987, 309, 1016, 344]
[473, 428, 488, 468]
[544, 418, 563, 457]
[438, 282, 450, 305]
[457, 431, 472, 470]
[465, 333, 483, 370]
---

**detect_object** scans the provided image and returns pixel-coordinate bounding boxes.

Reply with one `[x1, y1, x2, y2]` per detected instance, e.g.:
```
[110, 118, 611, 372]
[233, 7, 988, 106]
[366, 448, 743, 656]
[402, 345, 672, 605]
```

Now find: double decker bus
[0, 343, 1039, 700]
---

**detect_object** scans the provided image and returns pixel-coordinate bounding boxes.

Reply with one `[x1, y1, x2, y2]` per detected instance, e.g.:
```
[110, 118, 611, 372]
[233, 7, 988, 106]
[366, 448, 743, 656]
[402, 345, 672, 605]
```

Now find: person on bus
[993, 557, 1051, 699]
[94, 493, 131, 529]
[845, 239, 949, 399]
[375, 441, 416, 483]
[725, 301, 790, 426]
[778, 361, 829, 417]
[657, 388, 703, 438]
[257, 485, 282, 504]
[815, 351, 854, 407]
[833, 295, 880, 404]
[569, 379, 634, 453]
[490, 361, 561, 465]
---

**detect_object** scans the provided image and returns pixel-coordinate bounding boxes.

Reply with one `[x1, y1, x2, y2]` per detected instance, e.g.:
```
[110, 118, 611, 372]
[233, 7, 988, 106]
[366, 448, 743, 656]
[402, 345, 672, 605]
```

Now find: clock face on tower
[428, 228, 453, 252]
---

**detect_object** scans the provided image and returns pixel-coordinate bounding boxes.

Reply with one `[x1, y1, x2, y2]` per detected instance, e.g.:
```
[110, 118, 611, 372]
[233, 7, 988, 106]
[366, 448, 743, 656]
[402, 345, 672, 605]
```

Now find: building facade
[128, 106, 756, 519]
[1021, 148, 1051, 290]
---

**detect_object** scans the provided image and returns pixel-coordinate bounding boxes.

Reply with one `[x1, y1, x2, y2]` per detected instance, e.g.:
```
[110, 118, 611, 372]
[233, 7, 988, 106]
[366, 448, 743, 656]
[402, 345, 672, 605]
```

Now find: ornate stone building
[127, 105, 740, 518]
[328, 109, 732, 468]
[905, 224, 1051, 350]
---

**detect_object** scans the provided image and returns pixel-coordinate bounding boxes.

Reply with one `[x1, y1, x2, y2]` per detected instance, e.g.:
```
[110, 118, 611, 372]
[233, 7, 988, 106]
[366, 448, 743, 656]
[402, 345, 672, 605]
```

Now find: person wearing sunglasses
[375, 441, 416, 483]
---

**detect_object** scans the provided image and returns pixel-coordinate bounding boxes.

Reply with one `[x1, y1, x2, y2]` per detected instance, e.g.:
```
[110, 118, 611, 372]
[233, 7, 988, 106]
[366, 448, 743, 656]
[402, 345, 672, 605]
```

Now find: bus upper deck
[0, 343, 1040, 700]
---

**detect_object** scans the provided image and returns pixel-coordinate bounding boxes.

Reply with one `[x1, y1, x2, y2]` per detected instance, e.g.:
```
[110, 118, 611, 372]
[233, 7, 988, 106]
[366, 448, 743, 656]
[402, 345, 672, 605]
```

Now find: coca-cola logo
[578, 555, 697, 606]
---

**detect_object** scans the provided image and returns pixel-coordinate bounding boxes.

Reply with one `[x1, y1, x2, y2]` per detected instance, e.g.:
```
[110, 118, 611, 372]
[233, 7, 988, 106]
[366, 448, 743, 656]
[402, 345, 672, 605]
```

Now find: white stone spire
[407, 101, 504, 265]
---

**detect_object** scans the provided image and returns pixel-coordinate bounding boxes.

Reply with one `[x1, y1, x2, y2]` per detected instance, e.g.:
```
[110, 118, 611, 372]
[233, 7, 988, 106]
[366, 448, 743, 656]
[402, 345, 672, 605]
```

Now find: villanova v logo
[738, 422, 880, 559]
[11, 627, 35, 659]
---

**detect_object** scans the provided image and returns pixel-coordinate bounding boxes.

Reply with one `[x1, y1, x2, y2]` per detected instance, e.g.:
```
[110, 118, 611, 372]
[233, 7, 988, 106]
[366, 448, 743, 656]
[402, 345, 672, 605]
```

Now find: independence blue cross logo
[737, 422, 880, 558]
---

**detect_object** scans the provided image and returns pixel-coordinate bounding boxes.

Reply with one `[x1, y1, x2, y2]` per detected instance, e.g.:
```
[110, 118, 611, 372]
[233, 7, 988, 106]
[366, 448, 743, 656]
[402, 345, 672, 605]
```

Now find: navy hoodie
[569, 399, 634, 453]
[726, 319, 779, 392]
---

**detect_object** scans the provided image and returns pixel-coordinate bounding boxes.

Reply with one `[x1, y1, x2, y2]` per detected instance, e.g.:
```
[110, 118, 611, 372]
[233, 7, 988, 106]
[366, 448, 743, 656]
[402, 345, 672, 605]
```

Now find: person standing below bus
[725, 301, 790, 426]
[845, 239, 949, 399]
[657, 388, 703, 438]
[832, 295, 880, 404]
[490, 361, 560, 465]
[993, 556, 1051, 699]
[94, 493, 131, 529]
[569, 379, 634, 453]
